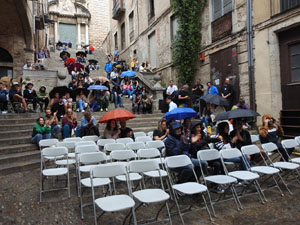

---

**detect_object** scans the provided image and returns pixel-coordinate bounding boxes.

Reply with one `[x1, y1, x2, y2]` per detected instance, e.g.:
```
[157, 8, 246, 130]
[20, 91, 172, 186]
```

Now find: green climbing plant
[171, 0, 206, 87]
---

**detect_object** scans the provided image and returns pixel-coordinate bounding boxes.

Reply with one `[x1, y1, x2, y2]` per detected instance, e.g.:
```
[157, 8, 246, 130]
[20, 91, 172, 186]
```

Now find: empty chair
[75, 141, 97, 147]
[57, 141, 76, 158]
[126, 142, 145, 151]
[134, 132, 146, 137]
[39, 138, 59, 150]
[251, 135, 260, 144]
[197, 150, 239, 211]
[165, 155, 214, 223]
[40, 147, 70, 202]
[128, 159, 173, 224]
[146, 140, 165, 153]
[82, 135, 99, 142]
[147, 131, 153, 139]
[97, 139, 115, 150]
[116, 137, 134, 145]
[295, 136, 300, 145]
[91, 164, 137, 225]
[103, 143, 126, 153]
[220, 148, 265, 204]
[63, 137, 82, 142]
[136, 136, 152, 144]
[281, 139, 300, 164]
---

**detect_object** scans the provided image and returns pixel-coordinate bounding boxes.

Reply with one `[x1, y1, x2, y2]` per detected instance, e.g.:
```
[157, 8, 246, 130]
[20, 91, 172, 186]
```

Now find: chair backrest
[137, 148, 161, 159]
[116, 137, 134, 145]
[261, 142, 278, 153]
[197, 149, 221, 161]
[79, 152, 107, 165]
[135, 136, 152, 143]
[97, 139, 116, 147]
[241, 145, 260, 155]
[220, 148, 242, 159]
[146, 140, 165, 149]
[295, 136, 300, 145]
[104, 143, 126, 152]
[281, 139, 299, 149]
[63, 137, 82, 142]
[56, 141, 75, 149]
[82, 135, 99, 142]
[251, 135, 260, 143]
[39, 139, 59, 148]
[110, 150, 136, 161]
[128, 159, 159, 173]
[41, 147, 68, 158]
[147, 131, 153, 138]
[126, 142, 145, 151]
[134, 132, 146, 137]
[91, 163, 127, 178]
[75, 145, 99, 154]
[75, 141, 96, 147]
[165, 155, 192, 168]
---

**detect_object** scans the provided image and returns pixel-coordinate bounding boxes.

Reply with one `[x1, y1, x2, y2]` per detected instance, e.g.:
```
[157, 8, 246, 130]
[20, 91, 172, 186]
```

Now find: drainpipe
[246, 0, 255, 110]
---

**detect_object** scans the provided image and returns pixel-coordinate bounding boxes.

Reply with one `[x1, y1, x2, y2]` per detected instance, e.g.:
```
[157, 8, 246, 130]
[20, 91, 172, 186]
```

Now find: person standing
[165, 96, 177, 112]
[178, 84, 190, 108]
[221, 78, 234, 111]
[192, 79, 204, 103]
[166, 80, 178, 97]
[206, 82, 219, 95]
[31, 117, 51, 146]
[45, 109, 61, 139]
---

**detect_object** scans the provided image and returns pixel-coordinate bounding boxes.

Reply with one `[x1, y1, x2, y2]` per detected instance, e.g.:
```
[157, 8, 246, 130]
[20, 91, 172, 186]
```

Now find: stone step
[0, 158, 40, 176]
[0, 129, 33, 138]
[0, 143, 37, 155]
[0, 136, 31, 145]
[0, 118, 37, 125]
[0, 150, 40, 165]
[0, 123, 33, 131]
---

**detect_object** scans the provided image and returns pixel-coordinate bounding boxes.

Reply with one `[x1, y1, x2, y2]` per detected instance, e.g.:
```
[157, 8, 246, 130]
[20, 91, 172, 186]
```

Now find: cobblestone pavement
[0, 168, 300, 225]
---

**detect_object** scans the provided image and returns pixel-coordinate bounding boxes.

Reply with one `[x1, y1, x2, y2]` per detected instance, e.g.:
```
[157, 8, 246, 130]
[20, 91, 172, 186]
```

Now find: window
[148, 0, 155, 21]
[129, 11, 134, 42]
[170, 15, 179, 41]
[114, 32, 118, 50]
[289, 43, 300, 82]
[212, 0, 232, 20]
[121, 23, 126, 50]
[281, 0, 300, 12]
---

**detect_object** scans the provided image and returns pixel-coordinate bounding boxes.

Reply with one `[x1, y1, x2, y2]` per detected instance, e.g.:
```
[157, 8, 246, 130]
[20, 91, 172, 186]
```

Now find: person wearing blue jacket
[206, 82, 219, 95]
[0, 83, 9, 113]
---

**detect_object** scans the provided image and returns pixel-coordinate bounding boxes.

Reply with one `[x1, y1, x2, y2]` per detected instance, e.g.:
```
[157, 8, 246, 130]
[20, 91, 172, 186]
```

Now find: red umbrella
[89, 46, 95, 52]
[98, 109, 136, 123]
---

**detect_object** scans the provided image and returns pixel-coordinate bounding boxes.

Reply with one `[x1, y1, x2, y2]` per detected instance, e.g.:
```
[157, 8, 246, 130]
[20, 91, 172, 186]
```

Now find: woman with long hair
[153, 118, 169, 141]
[62, 108, 77, 139]
[103, 119, 120, 139]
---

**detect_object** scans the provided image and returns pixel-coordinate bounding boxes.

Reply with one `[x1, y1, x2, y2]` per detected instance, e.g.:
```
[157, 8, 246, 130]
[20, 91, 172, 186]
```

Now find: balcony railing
[112, 0, 125, 20]
[271, 0, 300, 16]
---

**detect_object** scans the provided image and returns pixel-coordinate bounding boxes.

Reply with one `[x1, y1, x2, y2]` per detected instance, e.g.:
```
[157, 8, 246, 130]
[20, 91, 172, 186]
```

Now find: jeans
[77, 99, 86, 111]
[114, 94, 123, 108]
[122, 89, 132, 97]
[31, 133, 51, 145]
[90, 100, 101, 111]
[200, 116, 211, 127]
[62, 125, 71, 139]
[51, 125, 61, 139]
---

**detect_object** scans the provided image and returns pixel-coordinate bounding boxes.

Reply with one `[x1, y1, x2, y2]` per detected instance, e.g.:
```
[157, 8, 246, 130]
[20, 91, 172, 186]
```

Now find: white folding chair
[91, 164, 137, 225]
[220, 148, 265, 204]
[40, 147, 70, 202]
[116, 137, 134, 145]
[165, 155, 214, 223]
[63, 137, 82, 142]
[135, 136, 152, 143]
[134, 132, 146, 137]
[147, 131, 153, 139]
[103, 143, 126, 154]
[197, 150, 239, 211]
[75, 141, 97, 147]
[282, 139, 300, 164]
[251, 135, 260, 144]
[82, 135, 99, 142]
[128, 159, 173, 224]
[295, 136, 300, 145]
[146, 140, 165, 154]
[126, 142, 145, 151]
[39, 138, 59, 150]
[78, 152, 108, 219]
[57, 141, 76, 158]
[97, 139, 115, 149]
[241, 145, 290, 197]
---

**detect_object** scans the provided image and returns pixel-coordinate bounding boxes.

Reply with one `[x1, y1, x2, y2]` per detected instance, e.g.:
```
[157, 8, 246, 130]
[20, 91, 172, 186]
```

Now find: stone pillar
[85, 24, 89, 45]
[54, 22, 58, 43]
[77, 23, 81, 49]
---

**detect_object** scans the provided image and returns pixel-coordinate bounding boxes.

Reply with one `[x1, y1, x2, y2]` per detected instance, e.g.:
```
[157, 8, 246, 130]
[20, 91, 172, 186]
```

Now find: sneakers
[216, 185, 226, 194]
[81, 109, 85, 112]
[100, 108, 103, 112]
[105, 108, 108, 112]
[76, 109, 80, 112]
[1, 111, 7, 114]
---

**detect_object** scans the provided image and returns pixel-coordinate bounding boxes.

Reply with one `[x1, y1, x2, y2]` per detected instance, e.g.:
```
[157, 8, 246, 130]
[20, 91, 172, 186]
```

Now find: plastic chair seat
[250, 166, 279, 175]
[42, 168, 68, 176]
[55, 159, 76, 166]
[81, 177, 110, 187]
[116, 173, 142, 181]
[45, 155, 64, 160]
[228, 171, 259, 181]
[68, 153, 75, 158]
[205, 175, 237, 185]
[143, 169, 167, 178]
[95, 194, 135, 212]
[290, 158, 300, 164]
[271, 162, 300, 170]
[80, 165, 97, 173]
[133, 189, 169, 203]
[172, 182, 207, 195]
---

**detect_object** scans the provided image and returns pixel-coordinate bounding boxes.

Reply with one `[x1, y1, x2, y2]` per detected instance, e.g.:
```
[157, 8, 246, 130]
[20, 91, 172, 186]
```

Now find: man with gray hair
[178, 84, 190, 108]
[79, 110, 99, 137]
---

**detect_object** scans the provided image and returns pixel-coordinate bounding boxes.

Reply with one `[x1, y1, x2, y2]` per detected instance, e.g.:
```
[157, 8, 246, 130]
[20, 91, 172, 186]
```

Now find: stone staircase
[0, 96, 164, 176]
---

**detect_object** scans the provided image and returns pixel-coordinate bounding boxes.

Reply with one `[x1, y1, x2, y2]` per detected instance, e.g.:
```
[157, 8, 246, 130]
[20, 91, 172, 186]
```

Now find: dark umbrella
[59, 51, 70, 59]
[49, 86, 73, 98]
[74, 88, 89, 97]
[76, 51, 87, 57]
[88, 59, 98, 64]
[200, 94, 229, 106]
[215, 109, 260, 121]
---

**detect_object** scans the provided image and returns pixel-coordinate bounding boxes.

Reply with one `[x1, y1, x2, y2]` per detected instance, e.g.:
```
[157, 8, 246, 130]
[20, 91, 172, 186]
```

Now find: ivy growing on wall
[171, 0, 206, 86]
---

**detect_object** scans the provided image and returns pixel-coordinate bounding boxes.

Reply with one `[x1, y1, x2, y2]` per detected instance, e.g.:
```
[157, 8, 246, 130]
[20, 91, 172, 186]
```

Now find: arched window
[0, 48, 13, 62]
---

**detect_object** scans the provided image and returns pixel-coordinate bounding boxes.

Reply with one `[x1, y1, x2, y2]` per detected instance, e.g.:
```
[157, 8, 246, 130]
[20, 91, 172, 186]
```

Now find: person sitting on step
[31, 117, 51, 146]
[9, 83, 28, 112]
[78, 111, 100, 137]
[61, 108, 77, 139]
[23, 83, 42, 112]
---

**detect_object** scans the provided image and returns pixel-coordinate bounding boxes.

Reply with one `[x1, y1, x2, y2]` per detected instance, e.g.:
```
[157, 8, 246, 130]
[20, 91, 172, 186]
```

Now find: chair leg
[40, 173, 43, 202]
[272, 175, 284, 196]
[231, 186, 243, 210]
[253, 180, 266, 204]
[278, 172, 293, 195]
[201, 194, 213, 222]
[131, 207, 137, 225]
[67, 171, 70, 198]
[165, 202, 172, 225]
[80, 187, 85, 219]
[206, 190, 216, 217]
[173, 192, 185, 225]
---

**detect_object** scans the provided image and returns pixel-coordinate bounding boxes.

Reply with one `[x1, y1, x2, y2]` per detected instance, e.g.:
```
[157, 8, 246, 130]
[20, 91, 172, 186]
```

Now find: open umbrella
[200, 94, 229, 106]
[49, 86, 73, 98]
[214, 109, 260, 121]
[59, 51, 70, 59]
[163, 108, 197, 121]
[88, 59, 98, 64]
[74, 88, 89, 97]
[76, 51, 87, 57]
[120, 71, 136, 78]
[65, 58, 76, 64]
[87, 85, 108, 91]
[99, 109, 136, 123]
[89, 46, 95, 52]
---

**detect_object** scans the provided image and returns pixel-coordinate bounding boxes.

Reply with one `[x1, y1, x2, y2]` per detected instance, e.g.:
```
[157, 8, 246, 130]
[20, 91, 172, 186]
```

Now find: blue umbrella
[87, 85, 108, 91]
[163, 108, 197, 121]
[120, 71, 136, 78]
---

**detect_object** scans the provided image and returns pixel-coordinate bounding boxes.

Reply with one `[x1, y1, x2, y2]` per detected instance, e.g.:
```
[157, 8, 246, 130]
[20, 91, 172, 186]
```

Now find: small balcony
[271, 0, 300, 17]
[112, 0, 125, 20]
